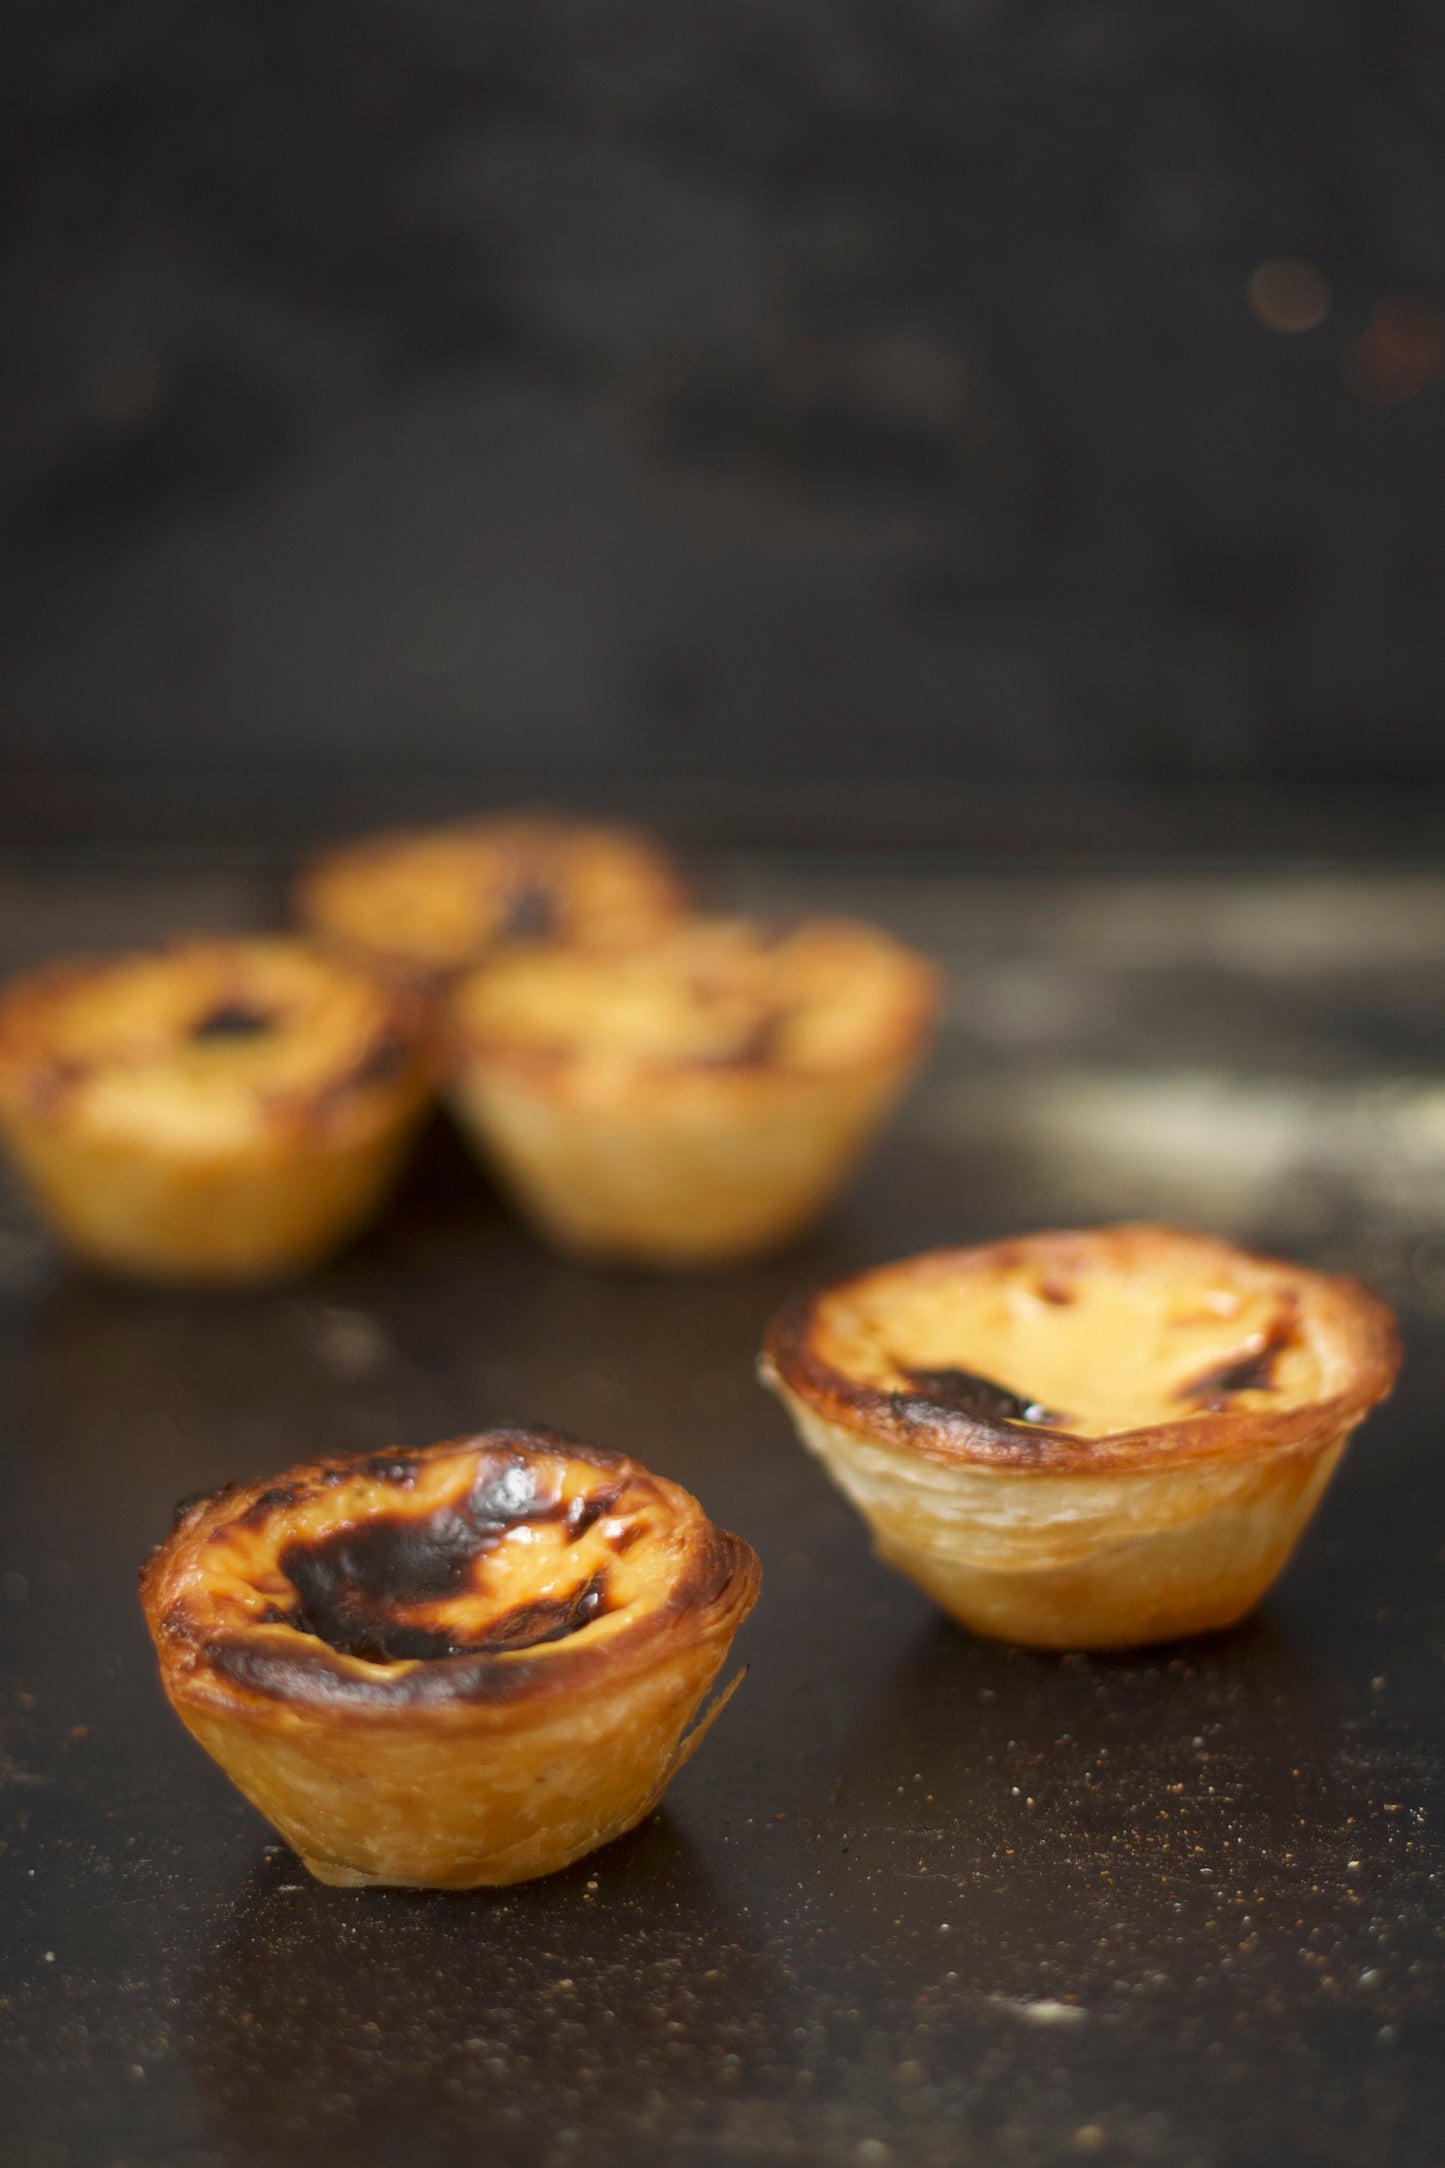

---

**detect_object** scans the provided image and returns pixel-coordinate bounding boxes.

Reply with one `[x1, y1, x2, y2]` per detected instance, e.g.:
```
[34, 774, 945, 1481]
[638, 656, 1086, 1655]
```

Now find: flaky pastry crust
[294, 813, 686, 981]
[140, 1429, 761, 1887]
[445, 916, 941, 1266]
[761, 1224, 1399, 1648]
[0, 938, 429, 1284]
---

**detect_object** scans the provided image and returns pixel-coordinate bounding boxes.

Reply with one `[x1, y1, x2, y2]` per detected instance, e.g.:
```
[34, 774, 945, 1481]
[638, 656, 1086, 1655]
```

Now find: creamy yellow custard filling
[0, 939, 415, 1153]
[452, 916, 934, 1079]
[809, 1243, 1335, 1439]
[189, 1441, 691, 1678]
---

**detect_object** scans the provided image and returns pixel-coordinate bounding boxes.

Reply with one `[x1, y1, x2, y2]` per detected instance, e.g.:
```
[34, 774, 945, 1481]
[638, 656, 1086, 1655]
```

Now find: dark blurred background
[3, 0, 1445, 834]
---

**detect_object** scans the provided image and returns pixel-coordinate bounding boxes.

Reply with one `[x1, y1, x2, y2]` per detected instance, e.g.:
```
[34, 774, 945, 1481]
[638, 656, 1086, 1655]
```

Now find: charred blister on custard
[148, 1428, 748, 1708]
[501, 883, 558, 942]
[891, 1363, 1068, 1439]
[357, 1452, 421, 1487]
[328, 1035, 412, 1098]
[1175, 1309, 1298, 1411]
[278, 1514, 484, 1662]
[764, 1230, 1403, 1506]
[455, 1570, 610, 1653]
[190, 1001, 275, 1041]
[255, 1451, 629, 1666]
[275, 1514, 614, 1663]
[235, 1484, 302, 1528]
[697, 1013, 785, 1070]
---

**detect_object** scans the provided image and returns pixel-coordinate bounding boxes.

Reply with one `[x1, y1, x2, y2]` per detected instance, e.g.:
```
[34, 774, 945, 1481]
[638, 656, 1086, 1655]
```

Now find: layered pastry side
[294, 812, 686, 982]
[0, 939, 429, 1284]
[141, 1430, 761, 1888]
[761, 1224, 1400, 1649]
[445, 916, 941, 1267]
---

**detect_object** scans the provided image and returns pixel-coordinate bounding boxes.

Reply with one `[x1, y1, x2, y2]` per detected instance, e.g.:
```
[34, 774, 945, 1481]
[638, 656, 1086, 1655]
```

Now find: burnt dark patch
[236, 1484, 300, 1527]
[564, 1487, 621, 1542]
[272, 1452, 599, 1665]
[1178, 1309, 1299, 1413]
[347, 1036, 409, 1089]
[502, 882, 557, 941]
[470, 1571, 610, 1652]
[207, 1627, 597, 1708]
[359, 1453, 420, 1486]
[319, 1036, 411, 1107]
[605, 1519, 646, 1554]
[191, 1002, 272, 1041]
[31, 1057, 89, 1110]
[897, 1365, 1064, 1429]
[161, 1598, 200, 1642]
[700, 1013, 783, 1068]
[277, 1509, 610, 1664]
[279, 1510, 491, 1663]
[1038, 1275, 1075, 1306]
[323, 1619, 471, 1662]
[1177, 1318, 1295, 1409]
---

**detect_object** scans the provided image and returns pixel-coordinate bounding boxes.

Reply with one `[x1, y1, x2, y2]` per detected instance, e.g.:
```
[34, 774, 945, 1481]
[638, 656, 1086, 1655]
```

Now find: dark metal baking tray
[2, 850, 1442, 2168]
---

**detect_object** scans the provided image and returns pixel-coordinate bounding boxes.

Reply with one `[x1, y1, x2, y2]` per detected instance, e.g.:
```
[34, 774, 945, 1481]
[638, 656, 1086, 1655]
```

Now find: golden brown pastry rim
[141, 1429, 761, 1728]
[761, 1223, 1401, 1476]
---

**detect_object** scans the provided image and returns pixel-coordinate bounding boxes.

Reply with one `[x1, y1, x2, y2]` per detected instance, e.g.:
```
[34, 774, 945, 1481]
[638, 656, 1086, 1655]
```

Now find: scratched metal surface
[1, 854, 1443, 2168]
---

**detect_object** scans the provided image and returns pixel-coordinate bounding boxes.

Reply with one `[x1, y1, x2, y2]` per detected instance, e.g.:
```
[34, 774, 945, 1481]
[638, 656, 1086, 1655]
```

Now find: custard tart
[141, 1429, 761, 1888]
[294, 812, 686, 982]
[761, 1224, 1399, 1649]
[0, 938, 428, 1285]
[445, 916, 941, 1267]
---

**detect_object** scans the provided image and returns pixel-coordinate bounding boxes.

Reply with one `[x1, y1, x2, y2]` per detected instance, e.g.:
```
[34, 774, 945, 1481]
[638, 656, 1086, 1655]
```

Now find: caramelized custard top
[296, 815, 684, 977]
[766, 1225, 1400, 1469]
[0, 938, 423, 1149]
[145, 1430, 758, 1709]
[450, 916, 939, 1079]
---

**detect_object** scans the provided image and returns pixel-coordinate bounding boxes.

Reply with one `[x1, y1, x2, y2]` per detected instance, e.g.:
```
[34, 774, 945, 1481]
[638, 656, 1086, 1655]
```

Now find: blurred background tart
[294, 812, 687, 983]
[0, 937, 429, 1286]
[445, 914, 941, 1267]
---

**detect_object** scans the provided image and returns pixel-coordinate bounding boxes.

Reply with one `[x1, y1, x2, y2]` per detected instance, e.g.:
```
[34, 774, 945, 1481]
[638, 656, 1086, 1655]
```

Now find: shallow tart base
[449, 1059, 915, 1268]
[762, 1224, 1399, 1651]
[0, 1110, 423, 1287]
[179, 1643, 745, 1890]
[140, 1430, 760, 1887]
[445, 916, 941, 1268]
[771, 1387, 1351, 1649]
